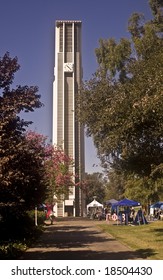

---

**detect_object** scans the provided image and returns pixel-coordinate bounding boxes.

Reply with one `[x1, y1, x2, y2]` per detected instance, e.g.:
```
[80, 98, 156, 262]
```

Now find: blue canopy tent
[112, 198, 141, 225]
[113, 198, 140, 207]
[104, 199, 118, 221]
[150, 201, 163, 209]
[105, 199, 118, 205]
[150, 202, 163, 219]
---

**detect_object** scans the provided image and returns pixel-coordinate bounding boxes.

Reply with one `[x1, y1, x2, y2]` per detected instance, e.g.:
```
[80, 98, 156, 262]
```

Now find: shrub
[27, 210, 46, 225]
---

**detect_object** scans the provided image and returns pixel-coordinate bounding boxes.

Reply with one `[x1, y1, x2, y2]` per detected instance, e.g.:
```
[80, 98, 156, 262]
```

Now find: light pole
[35, 206, 38, 226]
[35, 188, 38, 226]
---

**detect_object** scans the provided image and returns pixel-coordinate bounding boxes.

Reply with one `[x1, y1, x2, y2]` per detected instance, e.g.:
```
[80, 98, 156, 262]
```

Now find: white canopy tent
[87, 199, 103, 214]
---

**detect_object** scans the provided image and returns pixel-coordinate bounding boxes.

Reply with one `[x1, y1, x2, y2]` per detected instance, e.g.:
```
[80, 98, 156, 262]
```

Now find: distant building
[52, 20, 85, 217]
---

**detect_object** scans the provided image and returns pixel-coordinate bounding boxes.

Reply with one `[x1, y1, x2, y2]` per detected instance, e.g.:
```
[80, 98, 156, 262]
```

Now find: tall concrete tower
[52, 20, 85, 217]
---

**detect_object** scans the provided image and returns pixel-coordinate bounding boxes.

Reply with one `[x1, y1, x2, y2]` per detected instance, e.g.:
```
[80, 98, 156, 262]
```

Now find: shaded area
[135, 249, 156, 259]
[151, 228, 163, 235]
[20, 219, 156, 260]
[34, 225, 115, 249]
[20, 250, 149, 260]
[20, 248, 155, 260]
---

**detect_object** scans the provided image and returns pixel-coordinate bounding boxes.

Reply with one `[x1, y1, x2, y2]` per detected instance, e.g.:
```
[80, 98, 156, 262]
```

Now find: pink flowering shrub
[25, 131, 84, 201]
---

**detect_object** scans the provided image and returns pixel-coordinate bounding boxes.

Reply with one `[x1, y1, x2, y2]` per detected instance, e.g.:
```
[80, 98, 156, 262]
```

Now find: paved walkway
[20, 218, 141, 260]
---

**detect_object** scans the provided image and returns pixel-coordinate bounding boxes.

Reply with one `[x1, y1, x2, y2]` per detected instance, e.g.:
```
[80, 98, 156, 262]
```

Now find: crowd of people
[88, 205, 148, 225]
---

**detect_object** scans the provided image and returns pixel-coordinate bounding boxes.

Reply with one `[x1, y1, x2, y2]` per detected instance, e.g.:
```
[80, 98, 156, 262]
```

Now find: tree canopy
[78, 0, 163, 203]
[78, 1, 163, 175]
[25, 131, 79, 204]
[0, 52, 44, 209]
[84, 172, 106, 204]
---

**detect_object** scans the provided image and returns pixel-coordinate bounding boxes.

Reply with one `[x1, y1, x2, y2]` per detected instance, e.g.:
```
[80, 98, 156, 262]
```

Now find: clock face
[64, 63, 74, 72]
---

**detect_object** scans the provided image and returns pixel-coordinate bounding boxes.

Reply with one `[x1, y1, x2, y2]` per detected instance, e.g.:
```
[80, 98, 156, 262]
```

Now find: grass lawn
[97, 220, 163, 260]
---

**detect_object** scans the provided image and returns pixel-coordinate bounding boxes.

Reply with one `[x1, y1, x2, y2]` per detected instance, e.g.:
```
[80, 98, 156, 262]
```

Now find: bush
[0, 242, 27, 260]
[0, 208, 45, 259]
[27, 209, 46, 225]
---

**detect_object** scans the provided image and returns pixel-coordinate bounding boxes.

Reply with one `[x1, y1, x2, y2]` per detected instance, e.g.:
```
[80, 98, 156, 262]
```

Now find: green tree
[124, 175, 160, 206]
[84, 172, 106, 204]
[78, 0, 163, 183]
[105, 169, 125, 201]
[0, 52, 44, 221]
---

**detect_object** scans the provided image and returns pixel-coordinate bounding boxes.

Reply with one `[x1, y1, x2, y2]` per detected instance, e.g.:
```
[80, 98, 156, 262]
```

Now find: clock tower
[52, 20, 85, 217]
